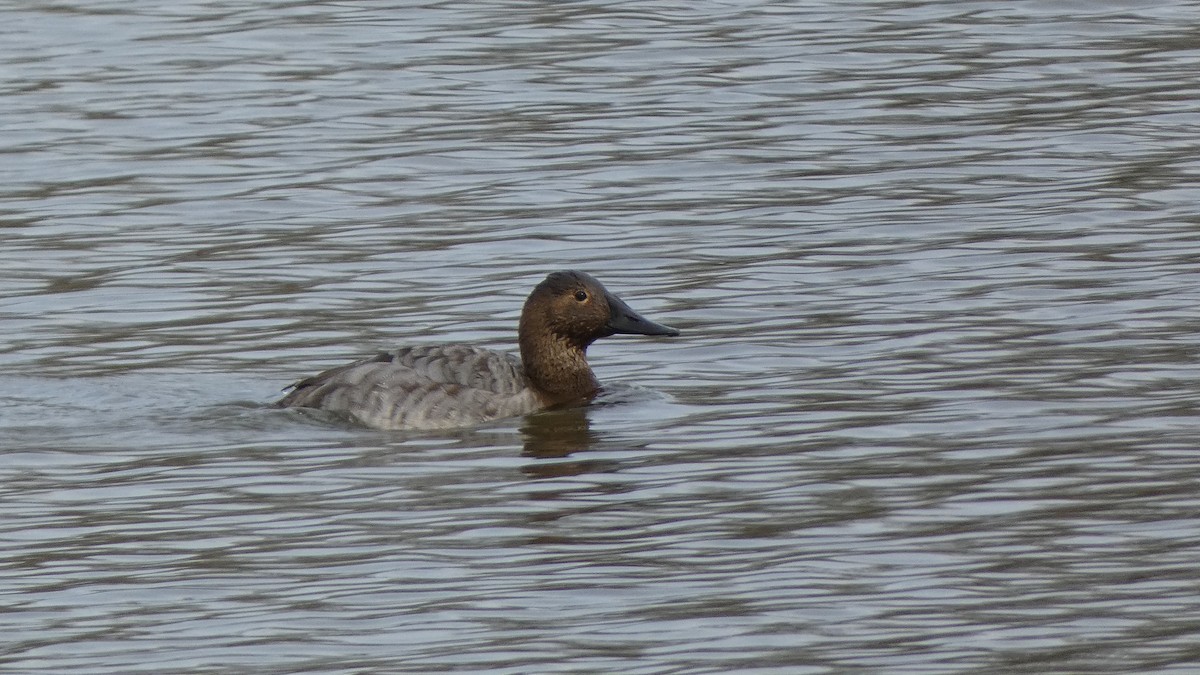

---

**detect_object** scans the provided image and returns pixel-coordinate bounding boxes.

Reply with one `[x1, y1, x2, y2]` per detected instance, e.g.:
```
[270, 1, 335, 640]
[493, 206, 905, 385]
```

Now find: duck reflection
[519, 406, 617, 478]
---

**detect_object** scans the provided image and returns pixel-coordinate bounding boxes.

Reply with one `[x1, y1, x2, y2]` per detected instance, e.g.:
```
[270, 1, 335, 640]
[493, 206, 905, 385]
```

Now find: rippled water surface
[4, 1, 1200, 672]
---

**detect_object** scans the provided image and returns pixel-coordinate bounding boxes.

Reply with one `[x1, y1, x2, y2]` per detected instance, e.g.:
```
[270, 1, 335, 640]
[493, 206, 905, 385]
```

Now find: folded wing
[278, 345, 541, 430]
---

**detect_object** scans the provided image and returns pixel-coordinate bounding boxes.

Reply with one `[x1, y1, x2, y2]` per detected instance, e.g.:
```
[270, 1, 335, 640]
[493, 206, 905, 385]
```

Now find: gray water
[3, 1, 1200, 672]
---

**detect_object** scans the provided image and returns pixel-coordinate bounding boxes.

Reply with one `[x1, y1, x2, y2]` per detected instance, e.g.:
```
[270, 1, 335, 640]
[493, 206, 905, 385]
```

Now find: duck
[277, 270, 679, 430]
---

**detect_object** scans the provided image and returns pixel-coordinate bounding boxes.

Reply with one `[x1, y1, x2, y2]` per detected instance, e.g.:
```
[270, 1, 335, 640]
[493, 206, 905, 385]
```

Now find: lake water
[3, 1, 1200, 672]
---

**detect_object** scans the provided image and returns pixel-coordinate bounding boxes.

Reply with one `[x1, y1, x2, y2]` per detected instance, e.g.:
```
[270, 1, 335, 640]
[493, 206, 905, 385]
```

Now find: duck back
[278, 345, 543, 430]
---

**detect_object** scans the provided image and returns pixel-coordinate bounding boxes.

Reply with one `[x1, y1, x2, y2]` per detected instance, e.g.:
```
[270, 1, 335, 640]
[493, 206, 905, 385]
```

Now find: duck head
[518, 270, 678, 399]
[520, 270, 678, 349]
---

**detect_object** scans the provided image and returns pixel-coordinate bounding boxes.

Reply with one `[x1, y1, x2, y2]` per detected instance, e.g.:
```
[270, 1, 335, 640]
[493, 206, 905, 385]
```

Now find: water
[3, 0, 1200, 672]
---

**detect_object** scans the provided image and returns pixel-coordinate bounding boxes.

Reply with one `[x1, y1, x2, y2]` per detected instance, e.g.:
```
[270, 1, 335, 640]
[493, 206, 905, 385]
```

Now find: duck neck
[519, 325, 600, 403]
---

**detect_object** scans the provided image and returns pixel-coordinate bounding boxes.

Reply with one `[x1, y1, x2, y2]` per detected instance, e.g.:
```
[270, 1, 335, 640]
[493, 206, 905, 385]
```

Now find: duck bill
[604, 293, 680, 337]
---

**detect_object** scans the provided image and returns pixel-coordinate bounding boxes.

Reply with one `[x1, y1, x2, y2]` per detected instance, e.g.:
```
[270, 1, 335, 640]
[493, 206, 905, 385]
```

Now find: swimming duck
[278, 270, 679, 430]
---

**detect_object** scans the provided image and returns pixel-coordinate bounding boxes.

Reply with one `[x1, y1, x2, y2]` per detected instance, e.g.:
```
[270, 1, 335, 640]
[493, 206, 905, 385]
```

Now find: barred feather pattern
[278, 345, 545, 430]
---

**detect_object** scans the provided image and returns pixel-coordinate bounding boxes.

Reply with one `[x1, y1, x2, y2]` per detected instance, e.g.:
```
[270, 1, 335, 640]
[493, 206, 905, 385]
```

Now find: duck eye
[574, 290, 588, 302]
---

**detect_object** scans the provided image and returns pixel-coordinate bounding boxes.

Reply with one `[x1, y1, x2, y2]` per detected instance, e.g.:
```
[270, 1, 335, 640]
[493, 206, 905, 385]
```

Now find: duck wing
[278, 345, 540, 430]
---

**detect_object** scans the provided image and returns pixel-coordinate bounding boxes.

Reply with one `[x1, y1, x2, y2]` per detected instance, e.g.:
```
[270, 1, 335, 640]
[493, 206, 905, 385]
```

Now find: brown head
[518, 270, 678, 402]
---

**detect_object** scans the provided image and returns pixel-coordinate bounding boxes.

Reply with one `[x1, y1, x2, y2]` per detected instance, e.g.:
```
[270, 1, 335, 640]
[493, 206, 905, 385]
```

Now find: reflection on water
[3, 0, 1200, 672]
[520, 407, 597, 459]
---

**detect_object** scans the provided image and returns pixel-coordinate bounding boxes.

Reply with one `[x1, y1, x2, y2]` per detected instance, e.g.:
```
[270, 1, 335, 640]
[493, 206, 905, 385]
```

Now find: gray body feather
[279, 345, 544, 430]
